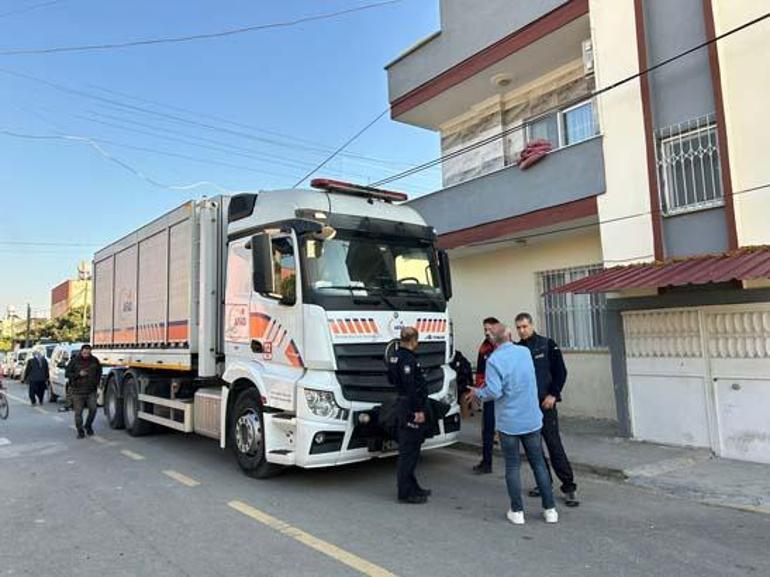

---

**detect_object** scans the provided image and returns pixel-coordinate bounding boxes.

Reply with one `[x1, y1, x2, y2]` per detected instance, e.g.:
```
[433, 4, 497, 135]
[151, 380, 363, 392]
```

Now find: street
[1, 380, 768, 577]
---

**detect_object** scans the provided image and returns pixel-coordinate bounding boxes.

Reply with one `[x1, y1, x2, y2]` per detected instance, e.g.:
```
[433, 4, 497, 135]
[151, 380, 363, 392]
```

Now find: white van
[49, 342, 86, 400]
[12, 348, 30, 379]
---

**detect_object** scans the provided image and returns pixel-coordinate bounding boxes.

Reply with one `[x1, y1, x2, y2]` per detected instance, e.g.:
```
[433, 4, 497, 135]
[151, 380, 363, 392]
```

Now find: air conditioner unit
[582, 39, 594, 75]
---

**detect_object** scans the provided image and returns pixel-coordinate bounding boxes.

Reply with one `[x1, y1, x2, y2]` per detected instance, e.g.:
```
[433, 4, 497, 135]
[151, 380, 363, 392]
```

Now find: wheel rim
[234, 409, 263, 457]
[108, 384, 118, 419]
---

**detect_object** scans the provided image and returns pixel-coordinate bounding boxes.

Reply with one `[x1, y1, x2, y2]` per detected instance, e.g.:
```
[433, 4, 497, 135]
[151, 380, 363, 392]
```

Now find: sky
[0, 0, 443, 315]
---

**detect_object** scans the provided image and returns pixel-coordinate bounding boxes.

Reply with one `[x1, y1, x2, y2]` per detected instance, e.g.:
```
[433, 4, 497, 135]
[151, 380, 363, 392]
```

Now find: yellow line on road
[162, 470, 200, 487]
[227, 500, 396, 577]
[120, 449, 145, 461]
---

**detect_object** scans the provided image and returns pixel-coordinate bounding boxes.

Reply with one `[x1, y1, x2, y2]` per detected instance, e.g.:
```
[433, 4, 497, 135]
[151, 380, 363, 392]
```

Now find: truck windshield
[303, 233, 443, 303]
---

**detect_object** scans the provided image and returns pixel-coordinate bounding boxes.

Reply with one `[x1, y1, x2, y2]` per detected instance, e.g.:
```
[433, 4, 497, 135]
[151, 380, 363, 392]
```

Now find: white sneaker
[506, 510, 525, 525]
[544, 508, 559, 523]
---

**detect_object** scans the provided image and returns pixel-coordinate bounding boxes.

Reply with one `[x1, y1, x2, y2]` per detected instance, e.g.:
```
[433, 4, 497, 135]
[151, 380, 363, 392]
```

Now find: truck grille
[334, 342, 446, 403]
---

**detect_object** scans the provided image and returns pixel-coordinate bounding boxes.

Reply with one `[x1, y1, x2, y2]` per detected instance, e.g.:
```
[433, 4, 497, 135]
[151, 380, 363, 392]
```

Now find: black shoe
[76, 429, 85, 439]
[564, 492, 580, 508]
[416, 487, 432, 497]
[85, 426, 94, 436]
[398, 494, 428, 504]
[472, 462, 492, 475]
[30, 401, 36, 406]
[528, 487, 541, 498]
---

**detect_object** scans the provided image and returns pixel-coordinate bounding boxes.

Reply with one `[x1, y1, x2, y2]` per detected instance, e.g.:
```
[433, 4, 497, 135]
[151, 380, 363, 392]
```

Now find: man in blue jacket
[467, 323, 557, 525]
[515, 312, 578, 507]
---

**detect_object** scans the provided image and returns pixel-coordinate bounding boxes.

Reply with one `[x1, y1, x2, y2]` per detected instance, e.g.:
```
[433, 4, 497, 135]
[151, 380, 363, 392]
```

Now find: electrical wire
[0, 0, 404, 56]
[0, 0, 68, 20]
[370, 11, 770, 188]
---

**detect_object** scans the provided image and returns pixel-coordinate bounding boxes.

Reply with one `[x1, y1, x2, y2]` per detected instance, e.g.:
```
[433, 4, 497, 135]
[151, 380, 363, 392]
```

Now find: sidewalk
[453, 410, 770, 515]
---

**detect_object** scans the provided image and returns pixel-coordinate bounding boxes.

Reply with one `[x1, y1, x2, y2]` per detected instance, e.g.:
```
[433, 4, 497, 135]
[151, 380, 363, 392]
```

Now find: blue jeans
[500, 429, 555, 512]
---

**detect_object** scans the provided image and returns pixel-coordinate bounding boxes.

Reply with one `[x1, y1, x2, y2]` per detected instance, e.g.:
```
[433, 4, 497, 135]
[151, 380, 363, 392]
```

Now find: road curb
[448, 441, 628, 481]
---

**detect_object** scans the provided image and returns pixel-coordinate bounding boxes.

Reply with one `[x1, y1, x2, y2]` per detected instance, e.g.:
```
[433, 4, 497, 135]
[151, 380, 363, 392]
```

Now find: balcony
[409, 135, 605, 248]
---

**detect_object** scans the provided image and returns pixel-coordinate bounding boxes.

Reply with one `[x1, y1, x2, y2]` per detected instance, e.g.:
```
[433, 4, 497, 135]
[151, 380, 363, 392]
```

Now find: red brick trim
[438, 196, 597, 250]
[702, 0, 738, 250]
[633, 0, 664, 260]
[390, 0, 589, 118]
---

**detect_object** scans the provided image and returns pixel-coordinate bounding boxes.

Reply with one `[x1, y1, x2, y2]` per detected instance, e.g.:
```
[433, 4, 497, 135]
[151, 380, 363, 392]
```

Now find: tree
[38, 307, 91, 343]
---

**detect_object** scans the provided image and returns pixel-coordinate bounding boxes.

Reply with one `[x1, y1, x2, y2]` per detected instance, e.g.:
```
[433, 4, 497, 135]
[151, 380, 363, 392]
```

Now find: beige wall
[589, 0, 656, 265]
[449, 228, 617, 420]
[711, 1, 770, 246]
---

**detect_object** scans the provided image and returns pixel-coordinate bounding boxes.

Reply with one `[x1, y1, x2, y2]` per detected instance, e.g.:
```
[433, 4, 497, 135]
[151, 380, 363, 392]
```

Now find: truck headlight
[304, 389, 347, 420]
[442, 379, 458, 406]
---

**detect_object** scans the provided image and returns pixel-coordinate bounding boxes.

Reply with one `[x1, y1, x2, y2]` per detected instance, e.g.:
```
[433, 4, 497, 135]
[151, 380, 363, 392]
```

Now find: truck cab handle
[251, 340, 264, 354]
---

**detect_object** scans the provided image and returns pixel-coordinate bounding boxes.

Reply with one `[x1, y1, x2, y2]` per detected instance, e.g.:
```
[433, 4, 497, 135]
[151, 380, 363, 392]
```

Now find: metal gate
[623, 303, 770, 464]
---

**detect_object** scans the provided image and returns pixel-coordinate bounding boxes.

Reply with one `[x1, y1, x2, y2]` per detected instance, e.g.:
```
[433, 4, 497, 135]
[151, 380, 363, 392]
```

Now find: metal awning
[549, 246, 770, 294]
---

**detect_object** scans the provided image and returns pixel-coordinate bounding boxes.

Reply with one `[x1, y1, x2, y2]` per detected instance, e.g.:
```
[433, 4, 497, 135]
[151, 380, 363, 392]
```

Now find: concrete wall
[449, 228, 616, 420]
[387, 0, 570, 101]
[662, 207, 729, 257]
[711, 0, 770, 246]
[589, 0, 657, 265]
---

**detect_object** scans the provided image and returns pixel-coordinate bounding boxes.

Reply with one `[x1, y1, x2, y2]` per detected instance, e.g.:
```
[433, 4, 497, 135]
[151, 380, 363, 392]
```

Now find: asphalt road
[1, 379, 768, 577]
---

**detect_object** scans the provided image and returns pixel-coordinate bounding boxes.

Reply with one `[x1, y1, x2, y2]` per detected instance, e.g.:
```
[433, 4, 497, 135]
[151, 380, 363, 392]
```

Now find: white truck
[92, 179, 460, 478]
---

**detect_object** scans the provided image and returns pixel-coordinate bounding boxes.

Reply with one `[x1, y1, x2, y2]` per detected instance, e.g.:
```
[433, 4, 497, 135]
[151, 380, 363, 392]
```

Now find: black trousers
[541, 407, 577, 494]
[481, 400, 495, 466]
[28, 381, 46, 404]
[72, 392, 97, 431]
[397, 423, 424, 499]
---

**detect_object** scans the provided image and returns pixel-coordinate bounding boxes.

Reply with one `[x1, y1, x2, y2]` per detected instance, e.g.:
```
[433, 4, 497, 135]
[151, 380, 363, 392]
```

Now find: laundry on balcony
[517, 139, 553, 170]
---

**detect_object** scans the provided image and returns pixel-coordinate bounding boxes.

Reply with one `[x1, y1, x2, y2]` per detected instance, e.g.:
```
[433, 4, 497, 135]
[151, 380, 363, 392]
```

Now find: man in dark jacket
[472, 316, 499, 474]
[387, 326, 430, 504]
[65, 344, 102, 439]
[515, 313, 579, 507]
[23, 348, 49, 405]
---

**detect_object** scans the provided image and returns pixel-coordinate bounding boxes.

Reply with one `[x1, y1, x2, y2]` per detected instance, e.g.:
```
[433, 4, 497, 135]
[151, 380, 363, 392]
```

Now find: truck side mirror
[438, 249, 453, 301]
[250, 233, 275, 295]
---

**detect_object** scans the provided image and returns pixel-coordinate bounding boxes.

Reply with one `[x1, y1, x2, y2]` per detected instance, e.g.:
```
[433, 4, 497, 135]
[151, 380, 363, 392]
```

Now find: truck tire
[104, 374, 125, 430]
[229, 388, 282, 479]
[123, 375, 153, 437]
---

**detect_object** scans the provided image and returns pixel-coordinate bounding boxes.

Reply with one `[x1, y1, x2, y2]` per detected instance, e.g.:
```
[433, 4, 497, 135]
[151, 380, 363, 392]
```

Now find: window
[524, 99, 599, 150]
[562, 100, 598, 145]
[656, 114, 723, 215]
[526, 112, 559, 145]
[269, 236, 296, 305]
[538, 265, 607, 350]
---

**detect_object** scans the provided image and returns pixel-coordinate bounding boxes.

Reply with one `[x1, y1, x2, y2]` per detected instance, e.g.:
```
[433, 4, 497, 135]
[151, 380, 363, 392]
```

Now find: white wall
[711, 1, 770, 246]
[589, 0, 657, 265]
[449, 229, 617, 420]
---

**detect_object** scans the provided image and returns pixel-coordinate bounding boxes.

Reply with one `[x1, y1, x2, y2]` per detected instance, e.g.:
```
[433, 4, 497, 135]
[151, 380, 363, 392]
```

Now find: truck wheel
[123, 375, 153, 437]
[229, 388, 282, 479]
[104, 375, 125, 430]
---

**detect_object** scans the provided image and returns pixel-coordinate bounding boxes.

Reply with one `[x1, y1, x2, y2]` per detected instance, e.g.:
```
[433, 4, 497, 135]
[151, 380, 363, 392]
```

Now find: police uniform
[519, 332, 577, 497]
[387, 347, 429, 502]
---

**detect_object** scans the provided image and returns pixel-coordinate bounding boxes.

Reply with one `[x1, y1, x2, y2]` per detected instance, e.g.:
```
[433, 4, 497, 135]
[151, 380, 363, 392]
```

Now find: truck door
[249, 231, 304, 412]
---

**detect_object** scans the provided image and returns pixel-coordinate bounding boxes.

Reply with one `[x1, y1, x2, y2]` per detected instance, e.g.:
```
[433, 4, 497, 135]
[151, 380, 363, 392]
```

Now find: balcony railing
[655, 113, 724, 216]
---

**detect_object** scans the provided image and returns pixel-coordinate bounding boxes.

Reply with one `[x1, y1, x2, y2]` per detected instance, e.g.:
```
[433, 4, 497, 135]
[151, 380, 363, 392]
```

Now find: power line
[293, 107, 391, 187]
[371, 11, 770, 187]
[0, 0, 404, 56]
[0, 0, 68, 20]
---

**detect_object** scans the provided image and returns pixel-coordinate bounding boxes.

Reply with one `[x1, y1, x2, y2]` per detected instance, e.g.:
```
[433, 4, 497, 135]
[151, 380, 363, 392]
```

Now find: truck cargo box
[92, 199, 226, 374]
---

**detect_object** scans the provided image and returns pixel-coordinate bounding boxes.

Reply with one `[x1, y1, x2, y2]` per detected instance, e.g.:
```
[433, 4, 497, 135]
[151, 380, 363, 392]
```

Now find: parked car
[3, 351, 16, 377]
[49, 342, 86, 401]
[12, 348, 30, 380]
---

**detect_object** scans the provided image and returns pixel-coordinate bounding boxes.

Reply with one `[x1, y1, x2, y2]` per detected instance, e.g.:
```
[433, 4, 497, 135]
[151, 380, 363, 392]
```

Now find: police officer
[387, 326, 431, 504]
[515, 312, 579, 507]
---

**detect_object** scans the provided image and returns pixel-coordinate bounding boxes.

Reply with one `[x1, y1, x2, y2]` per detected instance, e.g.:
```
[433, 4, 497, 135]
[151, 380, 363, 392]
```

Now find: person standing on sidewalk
[65, 345, 101, 439]
[472, 316, 499, 474]
[515, 312, 579, 507]
[22, 347, 48, 406]
[466, 323, 558, 525]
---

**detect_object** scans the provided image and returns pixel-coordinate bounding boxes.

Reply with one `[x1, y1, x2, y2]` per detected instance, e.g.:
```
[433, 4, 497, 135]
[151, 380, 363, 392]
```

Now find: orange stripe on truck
[250, 313, 271, 339]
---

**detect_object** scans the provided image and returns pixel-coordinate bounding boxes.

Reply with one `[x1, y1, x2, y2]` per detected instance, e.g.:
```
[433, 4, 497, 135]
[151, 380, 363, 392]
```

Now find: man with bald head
[467, 323, 558, 525]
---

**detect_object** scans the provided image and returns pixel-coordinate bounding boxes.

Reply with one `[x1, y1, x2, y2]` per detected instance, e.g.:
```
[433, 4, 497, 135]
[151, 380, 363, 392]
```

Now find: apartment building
[386, 0, 770, 462]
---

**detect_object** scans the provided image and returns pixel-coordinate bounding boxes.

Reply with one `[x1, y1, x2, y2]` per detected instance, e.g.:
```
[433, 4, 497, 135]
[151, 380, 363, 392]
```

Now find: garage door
[623, 303, 770, 464]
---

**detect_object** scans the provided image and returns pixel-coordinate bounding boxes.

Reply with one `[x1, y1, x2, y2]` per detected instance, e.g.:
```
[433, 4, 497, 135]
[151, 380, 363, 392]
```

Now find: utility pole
[25, 303, 31, 348]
